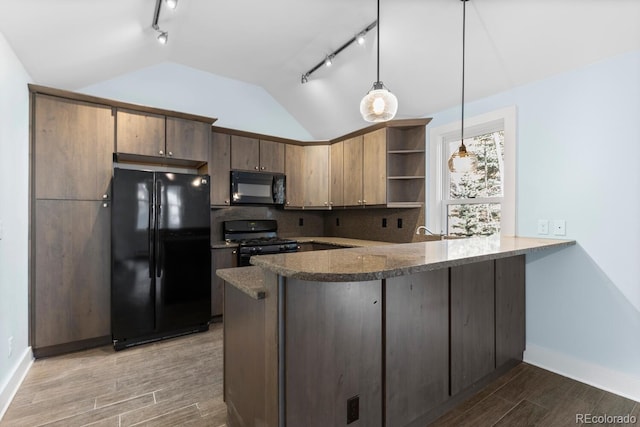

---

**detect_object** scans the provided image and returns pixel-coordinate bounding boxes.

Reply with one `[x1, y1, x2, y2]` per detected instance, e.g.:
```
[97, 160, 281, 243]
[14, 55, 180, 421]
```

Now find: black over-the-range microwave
[230, 170, 286, 205]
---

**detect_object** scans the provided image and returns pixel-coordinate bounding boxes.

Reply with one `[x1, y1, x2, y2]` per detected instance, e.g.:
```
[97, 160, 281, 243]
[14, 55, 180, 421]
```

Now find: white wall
[80, 62, 313, 141]
[427, 49, 640, 399]
[0, 31, 32, 416]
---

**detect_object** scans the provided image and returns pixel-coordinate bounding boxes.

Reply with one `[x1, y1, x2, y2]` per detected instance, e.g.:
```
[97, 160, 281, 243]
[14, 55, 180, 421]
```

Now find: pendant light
[448, 0, 477, 173]
[360, 0, 398, 122]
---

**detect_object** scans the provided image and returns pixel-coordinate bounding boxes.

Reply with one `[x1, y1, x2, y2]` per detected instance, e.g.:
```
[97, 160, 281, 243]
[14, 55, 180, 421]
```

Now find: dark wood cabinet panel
[230, 135, 260, 171]
[210, 132, 231, 206]
[34, 200, 110, 349]
[166, 117, 210, 162]
[330, 141, 344, 207]
[385, 270, 449, 426]
[211, 247, 237, 317]
[285, 278, 382, 427]
[259, 139, 285, 173]
[495, 255, 526, 367]
[343, 136, 363, 206]
[450, 260, 496, 395]
[304, 145, 329, 208]
[363, 128, 387, 205]
[34, 94, 114, 200]
[284, 144, 304, 207]
[116, 109, 165, 157]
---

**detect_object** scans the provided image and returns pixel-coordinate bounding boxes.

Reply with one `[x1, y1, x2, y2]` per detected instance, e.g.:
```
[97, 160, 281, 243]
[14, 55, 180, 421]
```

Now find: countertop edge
[217, 266, 266, 300]
[250, 237, 576, 282]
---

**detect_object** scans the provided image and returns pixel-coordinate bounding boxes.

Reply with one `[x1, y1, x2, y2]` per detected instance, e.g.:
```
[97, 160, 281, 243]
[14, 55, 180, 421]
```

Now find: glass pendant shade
[448, 142, 477, 173]
[360, 82, 398, 122]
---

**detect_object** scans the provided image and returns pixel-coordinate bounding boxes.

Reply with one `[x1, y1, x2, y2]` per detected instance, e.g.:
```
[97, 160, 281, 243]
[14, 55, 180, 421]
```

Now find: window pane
[447, 203, 501, 237]
[448, 130, 504, 199]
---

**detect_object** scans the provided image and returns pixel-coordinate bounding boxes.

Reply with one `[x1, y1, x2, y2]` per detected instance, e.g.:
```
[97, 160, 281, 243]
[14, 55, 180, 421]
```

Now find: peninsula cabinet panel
[495, 255, 526, 367]
[259, 139, 285, 173]
[166, 117, 210, 162]
[330, 141, 344, 207]
[33, 199, 110, 351]
[285, 279, 382, 427]
[450, 260, 496, 395]
[116, 109, 165, 157]
[362, 128, 387, 206]
[385, 270, 449, 426]
[284, 144, 304, 208]
[230, 135, 260, 171]
[343, 135, 364, 206]
[34, 94, 114, 200]
[210, 132, 231, 206]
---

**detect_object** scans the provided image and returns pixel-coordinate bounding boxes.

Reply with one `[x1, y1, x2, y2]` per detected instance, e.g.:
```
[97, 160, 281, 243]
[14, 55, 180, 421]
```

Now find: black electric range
[223, 220, 298, 266]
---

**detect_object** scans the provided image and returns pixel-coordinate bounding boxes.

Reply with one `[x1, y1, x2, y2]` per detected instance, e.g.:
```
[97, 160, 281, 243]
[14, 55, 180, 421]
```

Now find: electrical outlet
[552, 220, 566, 236]
[347, 395, 359, 424]
[397, 218, 403, 229]
[382, 218, 387, 228]
[298, 218, 304, 227]
[537, 219, 549, 235]
[336, 218, 340, 227]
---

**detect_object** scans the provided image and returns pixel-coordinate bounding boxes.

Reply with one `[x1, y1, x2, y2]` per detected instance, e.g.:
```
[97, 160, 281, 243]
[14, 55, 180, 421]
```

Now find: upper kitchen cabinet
[116, 109, 213, 165]
[116, 109, 165, 157]
[329, 141, 344, 207]
[341, 129, 386, 207]
[285, 144, 305, 208]
[210, 132, 232, 206]
[304, 145, 330, 208]
[231, 135, 285, 173]
[33, 94, 114, 201]
[166, 117, 210, 162]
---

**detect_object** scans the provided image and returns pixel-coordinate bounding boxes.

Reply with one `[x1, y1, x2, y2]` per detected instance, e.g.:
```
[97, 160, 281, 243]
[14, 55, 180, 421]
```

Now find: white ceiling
[1, 0, 639, 139]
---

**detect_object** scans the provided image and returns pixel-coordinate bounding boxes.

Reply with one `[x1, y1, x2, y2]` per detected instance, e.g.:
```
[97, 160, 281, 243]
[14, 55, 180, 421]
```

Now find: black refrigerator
[111, 168, 211, 350]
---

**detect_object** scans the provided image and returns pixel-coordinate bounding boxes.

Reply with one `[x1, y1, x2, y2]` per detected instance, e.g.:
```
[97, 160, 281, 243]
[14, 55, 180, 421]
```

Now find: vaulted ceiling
[1, 0, 639, 138]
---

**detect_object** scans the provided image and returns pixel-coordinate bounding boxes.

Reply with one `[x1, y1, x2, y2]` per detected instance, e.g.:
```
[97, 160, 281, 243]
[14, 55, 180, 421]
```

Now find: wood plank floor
[2, 323, 638, 426]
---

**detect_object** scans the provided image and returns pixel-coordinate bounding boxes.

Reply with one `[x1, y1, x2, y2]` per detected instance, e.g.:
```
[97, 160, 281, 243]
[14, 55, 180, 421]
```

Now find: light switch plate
[552, 220, 566, 236]
[537, 219, 549, 235]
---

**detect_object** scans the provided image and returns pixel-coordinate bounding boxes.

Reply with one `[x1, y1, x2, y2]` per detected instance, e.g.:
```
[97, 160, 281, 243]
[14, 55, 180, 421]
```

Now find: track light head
[157, 31, 168, 45]
[301, 74, 309, 84]
[166, 0, 178, 9]
[324, 55, 334, 67]
[356, 31, 367, 45]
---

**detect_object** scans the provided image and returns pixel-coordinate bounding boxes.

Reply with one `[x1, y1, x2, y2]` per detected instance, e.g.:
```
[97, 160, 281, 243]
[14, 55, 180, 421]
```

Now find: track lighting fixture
[151, 0, 176, 45]
[300, 20, 377, 84]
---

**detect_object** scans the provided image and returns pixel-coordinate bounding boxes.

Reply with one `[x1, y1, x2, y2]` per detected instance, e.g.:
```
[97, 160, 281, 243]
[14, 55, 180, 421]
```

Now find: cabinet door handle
[102, 202, 109, 208]
[358, 200, 362, 204]
[159, 150, 164, 155]
[168, 151, 173, 157]
[329, 201, 333, 205]
[261, 166, 265, 170]
[225, 200, 230, 205]
[324, 202, 328, 206]
[232, 250, 237, 254]
[255, 166, 259, 170]
[102, 194, 108, 199]
[363, 200, 367, 204]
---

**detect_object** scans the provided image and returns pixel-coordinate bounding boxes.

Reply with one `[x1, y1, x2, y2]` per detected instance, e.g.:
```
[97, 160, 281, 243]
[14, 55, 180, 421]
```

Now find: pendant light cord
[376, 0, 380, 83]
[461, 0, 466, 144]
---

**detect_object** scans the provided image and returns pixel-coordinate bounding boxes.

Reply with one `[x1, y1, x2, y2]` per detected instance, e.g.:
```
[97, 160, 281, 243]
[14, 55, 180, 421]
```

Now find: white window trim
[428, 106, 517, 236]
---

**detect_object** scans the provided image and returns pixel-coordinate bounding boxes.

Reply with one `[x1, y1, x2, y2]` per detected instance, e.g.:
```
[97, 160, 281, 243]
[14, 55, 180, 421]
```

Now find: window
[428, 107, 516, 237]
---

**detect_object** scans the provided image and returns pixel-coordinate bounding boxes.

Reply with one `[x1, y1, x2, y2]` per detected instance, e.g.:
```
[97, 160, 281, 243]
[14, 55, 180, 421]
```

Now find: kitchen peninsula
[218, 236, 574, 427]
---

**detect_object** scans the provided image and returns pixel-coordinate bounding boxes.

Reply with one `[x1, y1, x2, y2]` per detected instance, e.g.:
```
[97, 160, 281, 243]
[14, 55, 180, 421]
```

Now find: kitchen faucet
[415, 225, 438, 235]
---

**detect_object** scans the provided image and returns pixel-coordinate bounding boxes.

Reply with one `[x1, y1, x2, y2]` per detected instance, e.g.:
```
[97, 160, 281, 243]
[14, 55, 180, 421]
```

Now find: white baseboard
[0, 347, 33, 421]
[524, 343, 640, 402]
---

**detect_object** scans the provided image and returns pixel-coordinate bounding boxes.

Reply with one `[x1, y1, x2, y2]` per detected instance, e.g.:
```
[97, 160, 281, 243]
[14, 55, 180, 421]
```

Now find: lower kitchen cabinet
[211, 247, 238, 317]
[495, 255, 526, 367]
[33, 199, 111, 356]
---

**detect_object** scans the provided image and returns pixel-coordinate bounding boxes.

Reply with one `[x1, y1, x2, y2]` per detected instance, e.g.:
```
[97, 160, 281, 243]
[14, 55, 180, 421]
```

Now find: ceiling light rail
[152, 0, 178, 45]
[301, 20, 377, 84]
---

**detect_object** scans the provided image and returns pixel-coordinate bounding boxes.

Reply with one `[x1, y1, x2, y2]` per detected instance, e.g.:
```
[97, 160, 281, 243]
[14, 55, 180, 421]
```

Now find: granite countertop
[250, 236, 575, 282]
[216, 266, 265, 300]
[211, 241, 238, 249]
[292, 236, 392, 247]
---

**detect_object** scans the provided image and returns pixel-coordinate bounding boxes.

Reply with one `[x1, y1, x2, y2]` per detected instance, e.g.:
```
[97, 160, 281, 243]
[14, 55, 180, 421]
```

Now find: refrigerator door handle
[155, 180, 163, 278]
[148, 190, 154, 279]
